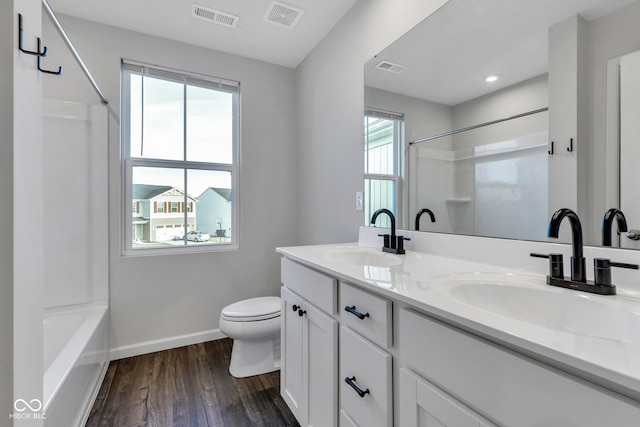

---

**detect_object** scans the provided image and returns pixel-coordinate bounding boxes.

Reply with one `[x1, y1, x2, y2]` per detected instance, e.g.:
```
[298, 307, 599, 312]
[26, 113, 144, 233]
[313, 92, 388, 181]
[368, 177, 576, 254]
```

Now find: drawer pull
[345, 376, 370, 398]
[298, 309, 306, 317]
[345, 305, 370, 320]
[292, 304, 300, 312]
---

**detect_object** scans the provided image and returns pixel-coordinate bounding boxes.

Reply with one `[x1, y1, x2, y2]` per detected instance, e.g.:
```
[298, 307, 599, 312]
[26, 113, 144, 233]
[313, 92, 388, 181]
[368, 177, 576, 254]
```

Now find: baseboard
[79, 359, 110, 426]
[109, 329, 227, 360]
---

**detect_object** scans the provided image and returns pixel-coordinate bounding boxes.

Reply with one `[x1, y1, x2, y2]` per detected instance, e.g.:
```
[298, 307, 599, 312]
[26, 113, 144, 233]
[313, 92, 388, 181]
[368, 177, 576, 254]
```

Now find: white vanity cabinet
[281, 258, 338, 427]
[399, 308, 640, 427]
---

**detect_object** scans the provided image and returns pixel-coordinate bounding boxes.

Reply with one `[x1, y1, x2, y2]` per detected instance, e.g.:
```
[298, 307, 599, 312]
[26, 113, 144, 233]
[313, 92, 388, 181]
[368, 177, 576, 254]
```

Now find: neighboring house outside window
[122, 61, 240, 254]
[196, 188, 232, 239]
[364, 108, 404, 228]
[131, 184, 196, 242]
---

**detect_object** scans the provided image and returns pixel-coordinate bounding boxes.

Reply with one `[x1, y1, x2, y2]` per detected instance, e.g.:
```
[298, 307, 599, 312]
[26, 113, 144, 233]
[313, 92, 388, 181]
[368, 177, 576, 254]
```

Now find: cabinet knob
[292, 304, 300, 312]
[345, 376, 370, 398]
[345, 305, 370, 320]
[298, 309, 306, 317]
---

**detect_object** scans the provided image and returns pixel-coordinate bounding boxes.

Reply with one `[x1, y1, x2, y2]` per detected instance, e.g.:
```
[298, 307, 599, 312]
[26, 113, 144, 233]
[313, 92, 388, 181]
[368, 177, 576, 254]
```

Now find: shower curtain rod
[409, 107, 548, 146]
[42, 0, 108, 105]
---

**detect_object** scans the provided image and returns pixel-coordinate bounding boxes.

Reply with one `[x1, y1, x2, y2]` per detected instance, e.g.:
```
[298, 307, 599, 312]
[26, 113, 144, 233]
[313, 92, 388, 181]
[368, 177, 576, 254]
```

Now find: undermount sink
[433, 273, 640, 342]
[315, 246, 403, 268]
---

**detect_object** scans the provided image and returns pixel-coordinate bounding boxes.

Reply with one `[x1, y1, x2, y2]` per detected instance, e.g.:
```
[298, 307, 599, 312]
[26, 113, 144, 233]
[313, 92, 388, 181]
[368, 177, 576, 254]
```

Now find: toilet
[219, 296, 281, 378]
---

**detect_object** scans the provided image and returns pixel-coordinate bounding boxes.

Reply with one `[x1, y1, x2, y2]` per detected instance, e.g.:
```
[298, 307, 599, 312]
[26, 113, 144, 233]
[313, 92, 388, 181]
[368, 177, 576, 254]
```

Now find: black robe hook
[36, 38, 62, 75]
[18, 14, 48, 56]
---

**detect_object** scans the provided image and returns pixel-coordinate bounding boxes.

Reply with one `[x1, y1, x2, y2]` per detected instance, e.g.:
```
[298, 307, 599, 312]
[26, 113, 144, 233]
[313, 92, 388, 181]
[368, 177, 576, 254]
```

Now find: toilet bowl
[219, 296, 281, 378]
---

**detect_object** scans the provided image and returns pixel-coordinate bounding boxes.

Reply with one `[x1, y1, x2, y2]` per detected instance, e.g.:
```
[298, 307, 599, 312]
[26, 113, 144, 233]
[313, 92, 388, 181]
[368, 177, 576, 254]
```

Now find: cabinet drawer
[340, 326, 392, 427]
[281, 257, 336, 315]
[340, 282, 392, 348]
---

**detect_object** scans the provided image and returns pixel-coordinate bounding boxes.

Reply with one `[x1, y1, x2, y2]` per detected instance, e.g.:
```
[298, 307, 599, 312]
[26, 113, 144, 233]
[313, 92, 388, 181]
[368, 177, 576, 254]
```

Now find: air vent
[192, 4, 239, 29]
[375, 60, 408, 74]
[263, 1, 305, 29]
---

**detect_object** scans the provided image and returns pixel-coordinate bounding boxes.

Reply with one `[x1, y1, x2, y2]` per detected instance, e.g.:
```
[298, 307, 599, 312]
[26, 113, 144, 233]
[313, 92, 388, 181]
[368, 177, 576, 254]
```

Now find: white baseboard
[109, 329, 227, 360]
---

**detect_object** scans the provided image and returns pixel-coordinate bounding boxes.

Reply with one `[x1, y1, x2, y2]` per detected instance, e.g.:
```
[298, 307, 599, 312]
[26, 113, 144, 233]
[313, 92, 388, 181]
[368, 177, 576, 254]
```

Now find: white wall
[2, 0, 45, 423]
[295, 0, 450, 244]
[0, 2, 14, 418]
[42, 15, 298, 357]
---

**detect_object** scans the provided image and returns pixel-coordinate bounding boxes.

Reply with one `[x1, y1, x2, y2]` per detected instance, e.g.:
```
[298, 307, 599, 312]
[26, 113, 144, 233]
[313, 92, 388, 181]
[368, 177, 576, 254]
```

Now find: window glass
[186, 85, 233, 164]
[123, 62, 239, 253]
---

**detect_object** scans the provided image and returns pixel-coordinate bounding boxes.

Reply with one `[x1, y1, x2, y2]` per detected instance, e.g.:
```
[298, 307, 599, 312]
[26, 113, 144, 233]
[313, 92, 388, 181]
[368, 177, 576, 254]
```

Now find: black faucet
[548, 208, 586, 282]
[415, 208, 436, 231]
[371, 208, 407, 254]
[532, 207, 639, 295]
[602, 208, 628, 246]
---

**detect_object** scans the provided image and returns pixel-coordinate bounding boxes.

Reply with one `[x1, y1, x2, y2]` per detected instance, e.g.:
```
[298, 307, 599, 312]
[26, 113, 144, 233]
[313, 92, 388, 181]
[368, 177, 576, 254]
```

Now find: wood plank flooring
[86, 338, 300, 427]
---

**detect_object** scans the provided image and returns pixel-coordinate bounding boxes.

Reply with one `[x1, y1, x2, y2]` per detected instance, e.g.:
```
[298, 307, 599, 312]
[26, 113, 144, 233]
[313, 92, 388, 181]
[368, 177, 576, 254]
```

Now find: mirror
[364, 0, 640, 247]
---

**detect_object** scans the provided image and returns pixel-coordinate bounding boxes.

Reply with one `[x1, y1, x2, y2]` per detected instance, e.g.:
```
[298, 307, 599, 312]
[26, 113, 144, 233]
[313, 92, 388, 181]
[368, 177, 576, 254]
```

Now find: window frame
[121, 60, 241, 256]
[364, 108, 405, 227]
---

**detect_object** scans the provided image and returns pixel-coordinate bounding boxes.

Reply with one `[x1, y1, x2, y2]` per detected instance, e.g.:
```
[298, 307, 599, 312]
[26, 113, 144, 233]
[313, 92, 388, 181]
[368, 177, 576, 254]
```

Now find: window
[122, 61, 240, 253]
[364, 109, 404, 228]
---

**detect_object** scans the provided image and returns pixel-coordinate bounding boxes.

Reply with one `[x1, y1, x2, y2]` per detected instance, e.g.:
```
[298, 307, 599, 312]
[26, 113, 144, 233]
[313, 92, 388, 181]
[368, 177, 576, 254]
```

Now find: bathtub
[43, 301, 108, 426]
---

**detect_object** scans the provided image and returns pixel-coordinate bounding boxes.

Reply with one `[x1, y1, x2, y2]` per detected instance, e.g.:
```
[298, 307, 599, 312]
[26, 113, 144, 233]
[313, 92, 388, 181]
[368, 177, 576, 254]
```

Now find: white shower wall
[42, 99, 108, 308]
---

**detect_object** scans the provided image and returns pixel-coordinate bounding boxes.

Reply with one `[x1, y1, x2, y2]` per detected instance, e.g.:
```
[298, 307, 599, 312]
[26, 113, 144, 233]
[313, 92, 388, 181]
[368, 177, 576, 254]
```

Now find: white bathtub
[43, 301, 108, 426]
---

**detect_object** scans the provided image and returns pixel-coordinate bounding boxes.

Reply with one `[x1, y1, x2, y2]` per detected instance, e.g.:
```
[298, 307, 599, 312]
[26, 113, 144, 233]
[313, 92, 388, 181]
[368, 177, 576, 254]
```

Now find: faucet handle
[396, 235, 409, 254]
[593, 258, 638, 287]
[377, 233, 390, 249]
[530, 252, 564, 279]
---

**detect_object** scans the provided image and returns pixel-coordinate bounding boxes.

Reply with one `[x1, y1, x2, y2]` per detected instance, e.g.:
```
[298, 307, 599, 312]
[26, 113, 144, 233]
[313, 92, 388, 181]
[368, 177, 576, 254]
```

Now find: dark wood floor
[86, 338, 300, 427]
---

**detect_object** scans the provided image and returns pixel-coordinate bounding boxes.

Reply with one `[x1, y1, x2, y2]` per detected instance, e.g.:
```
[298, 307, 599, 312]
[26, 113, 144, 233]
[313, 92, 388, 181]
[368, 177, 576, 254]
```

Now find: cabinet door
[399, 368, 495, 427]
[302, 300, 338, 427]
[281, 287, 305, 421]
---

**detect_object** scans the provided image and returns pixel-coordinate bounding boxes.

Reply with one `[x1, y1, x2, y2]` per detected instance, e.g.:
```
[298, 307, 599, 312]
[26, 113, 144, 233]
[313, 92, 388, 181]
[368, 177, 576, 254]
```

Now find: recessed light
[485, 74, 500, 83]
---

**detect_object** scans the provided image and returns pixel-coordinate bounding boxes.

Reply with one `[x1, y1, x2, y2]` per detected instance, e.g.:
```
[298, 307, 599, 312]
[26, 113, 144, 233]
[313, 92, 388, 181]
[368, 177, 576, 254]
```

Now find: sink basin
[433, 273, 640, 342]
[315, 246, 403, 268]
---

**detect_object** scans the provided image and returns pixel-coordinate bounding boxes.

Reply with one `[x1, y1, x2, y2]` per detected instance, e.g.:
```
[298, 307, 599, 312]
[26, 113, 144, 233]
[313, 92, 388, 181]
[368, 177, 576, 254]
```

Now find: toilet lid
[221, 296, 281, 320]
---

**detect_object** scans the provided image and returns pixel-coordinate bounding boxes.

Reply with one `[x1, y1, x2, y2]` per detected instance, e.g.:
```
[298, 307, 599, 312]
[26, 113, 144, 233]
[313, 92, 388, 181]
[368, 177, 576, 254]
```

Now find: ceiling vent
[192, 4, 239, 29]
[374, 60, 408, 74]
[263, 1, 305, 29]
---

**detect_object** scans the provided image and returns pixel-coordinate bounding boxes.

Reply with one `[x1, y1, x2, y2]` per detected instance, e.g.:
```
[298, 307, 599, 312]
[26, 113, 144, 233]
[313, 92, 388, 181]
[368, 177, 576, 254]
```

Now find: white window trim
[121, 60, 241, 256]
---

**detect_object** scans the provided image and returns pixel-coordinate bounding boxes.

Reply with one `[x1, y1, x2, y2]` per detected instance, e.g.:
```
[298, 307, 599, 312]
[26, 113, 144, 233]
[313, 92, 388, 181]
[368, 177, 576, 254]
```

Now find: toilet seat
[221, 296, 281, 322]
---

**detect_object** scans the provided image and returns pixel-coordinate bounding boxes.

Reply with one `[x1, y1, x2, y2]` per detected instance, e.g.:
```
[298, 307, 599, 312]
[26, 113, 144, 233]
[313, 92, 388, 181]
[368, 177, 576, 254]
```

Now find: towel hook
[36, 38, 62, 75]
[567, 138, 574, 152]
[18, 14, 47, 56]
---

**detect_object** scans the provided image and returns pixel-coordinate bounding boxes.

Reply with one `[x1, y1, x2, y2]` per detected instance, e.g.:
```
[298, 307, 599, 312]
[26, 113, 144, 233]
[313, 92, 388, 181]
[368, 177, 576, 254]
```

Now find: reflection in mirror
[607, 48, 640, 249]
[365, 0, 640, 246]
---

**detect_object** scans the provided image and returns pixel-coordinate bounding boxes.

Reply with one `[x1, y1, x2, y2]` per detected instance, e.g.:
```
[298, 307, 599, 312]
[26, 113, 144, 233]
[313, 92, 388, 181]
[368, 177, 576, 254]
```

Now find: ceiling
[365, 0, 638, 106]
[45, 0, 358, 68]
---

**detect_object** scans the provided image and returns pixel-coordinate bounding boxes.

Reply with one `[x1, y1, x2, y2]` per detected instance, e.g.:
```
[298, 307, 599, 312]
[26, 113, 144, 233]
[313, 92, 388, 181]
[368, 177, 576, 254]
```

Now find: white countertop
[276, 240, 640, 401]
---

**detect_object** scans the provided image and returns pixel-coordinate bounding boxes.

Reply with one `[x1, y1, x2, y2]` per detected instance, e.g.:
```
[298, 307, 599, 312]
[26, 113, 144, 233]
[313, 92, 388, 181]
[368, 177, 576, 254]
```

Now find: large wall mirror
[364, 0, 640, 248]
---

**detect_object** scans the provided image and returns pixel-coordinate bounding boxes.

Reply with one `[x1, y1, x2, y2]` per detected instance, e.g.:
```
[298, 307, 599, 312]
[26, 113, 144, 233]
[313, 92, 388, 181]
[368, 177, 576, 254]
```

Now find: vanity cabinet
[281, 259, 338, 427]
[399, 308, 640, 426]
[281, 252, 640, 427]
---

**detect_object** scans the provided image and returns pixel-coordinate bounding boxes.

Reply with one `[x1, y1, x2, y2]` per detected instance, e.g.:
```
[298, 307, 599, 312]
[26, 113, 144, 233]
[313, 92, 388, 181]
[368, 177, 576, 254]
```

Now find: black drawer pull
[292, 304, 300, 312]
[298, 309, 306, 317]
[345, 305, 369, 320]
[345, 376, 370, 398]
